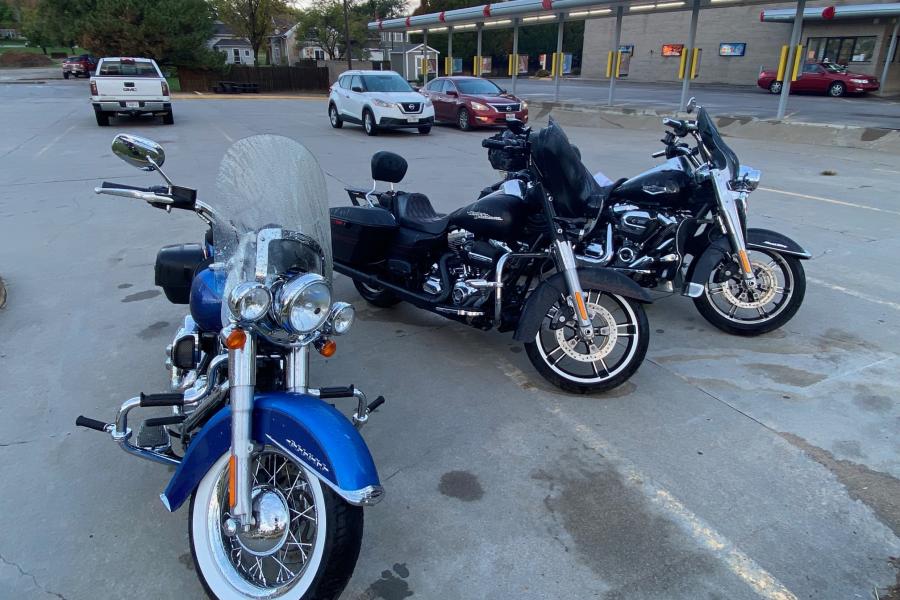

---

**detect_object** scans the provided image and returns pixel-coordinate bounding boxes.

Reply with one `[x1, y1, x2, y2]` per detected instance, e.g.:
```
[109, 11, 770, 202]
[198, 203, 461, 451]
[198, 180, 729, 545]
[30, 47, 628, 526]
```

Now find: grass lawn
[165, 76, 181, 92]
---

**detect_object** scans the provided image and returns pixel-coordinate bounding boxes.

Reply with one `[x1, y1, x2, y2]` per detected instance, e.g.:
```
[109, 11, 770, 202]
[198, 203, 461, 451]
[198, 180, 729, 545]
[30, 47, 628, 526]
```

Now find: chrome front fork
[228, 331, 256, 528]
[553, 239, 594, 340]
[712, 169, 757, 286]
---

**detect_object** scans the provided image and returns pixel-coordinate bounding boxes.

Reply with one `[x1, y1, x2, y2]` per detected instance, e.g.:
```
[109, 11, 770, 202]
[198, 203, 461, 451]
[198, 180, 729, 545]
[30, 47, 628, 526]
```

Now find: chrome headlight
[371, 98, 395, 108]
[227, 282, 272, 322]
[328, 302, 355, 335]
[470, 101, 489, 111]
[275, 273, 332, 335]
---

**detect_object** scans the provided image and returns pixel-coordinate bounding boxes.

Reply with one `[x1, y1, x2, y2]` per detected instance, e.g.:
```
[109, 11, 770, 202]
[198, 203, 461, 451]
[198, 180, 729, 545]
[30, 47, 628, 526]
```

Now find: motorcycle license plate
[506, 113, 516, 120]
[126, 101, 140, 108]
[406, 117, 418, 123]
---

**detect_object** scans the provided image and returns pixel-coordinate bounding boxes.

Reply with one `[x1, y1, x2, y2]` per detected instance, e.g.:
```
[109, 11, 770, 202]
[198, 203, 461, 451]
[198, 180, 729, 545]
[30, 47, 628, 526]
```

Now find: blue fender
[161, 392, 382, 511]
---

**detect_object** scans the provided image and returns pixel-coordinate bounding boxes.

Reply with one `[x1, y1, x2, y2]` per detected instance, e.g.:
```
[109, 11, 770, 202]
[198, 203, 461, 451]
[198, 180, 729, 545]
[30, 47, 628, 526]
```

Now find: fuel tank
[189, 267, 224, 332]
[448, 192, 529, 243]
[611, 157, 694, 208]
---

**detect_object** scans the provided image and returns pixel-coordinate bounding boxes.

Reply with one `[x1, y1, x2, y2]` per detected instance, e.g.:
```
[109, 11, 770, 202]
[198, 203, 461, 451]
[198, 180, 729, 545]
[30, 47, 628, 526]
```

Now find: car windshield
[822, 62, 848, 74]
[98, 60, 159, 77]
[456, 79, 503, 95]
[213, 135, 332, 323]
[362, 74, 412, 92]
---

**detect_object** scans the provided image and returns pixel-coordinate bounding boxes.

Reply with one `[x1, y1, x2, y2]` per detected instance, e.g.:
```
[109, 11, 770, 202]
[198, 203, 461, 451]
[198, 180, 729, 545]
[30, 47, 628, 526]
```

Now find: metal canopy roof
[761, 2, 900, 21]
[369, 0, 793, 31]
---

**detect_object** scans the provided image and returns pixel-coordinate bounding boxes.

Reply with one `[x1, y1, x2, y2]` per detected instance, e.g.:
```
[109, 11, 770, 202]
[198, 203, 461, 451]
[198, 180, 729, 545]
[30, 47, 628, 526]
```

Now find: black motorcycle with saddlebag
[330, 121, 652, 394]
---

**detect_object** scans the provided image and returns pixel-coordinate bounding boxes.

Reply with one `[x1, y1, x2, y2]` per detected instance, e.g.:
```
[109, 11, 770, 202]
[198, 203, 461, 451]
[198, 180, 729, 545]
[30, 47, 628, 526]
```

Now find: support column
[448, 27, 454, 75]
[512, 18, 520, 95]
[776, 0, 806, 120]
[880, 19, 899, 93]
[679, 0, 700, 110]
[608, 6, 624, 106]
[423, 29, 429, 85]
[476, 23, 483, 76]
[554, 15, 564, 101]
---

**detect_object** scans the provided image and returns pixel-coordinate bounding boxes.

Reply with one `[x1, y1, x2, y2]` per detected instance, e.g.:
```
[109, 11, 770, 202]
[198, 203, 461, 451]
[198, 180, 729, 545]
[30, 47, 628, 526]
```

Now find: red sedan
[421, 76, 528, 131]
[758, 61, 879, 97]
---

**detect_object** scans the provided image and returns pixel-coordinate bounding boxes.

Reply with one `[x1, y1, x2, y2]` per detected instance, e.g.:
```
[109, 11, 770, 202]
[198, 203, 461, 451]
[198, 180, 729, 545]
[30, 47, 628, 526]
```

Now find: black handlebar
[100, 181, 196, 211]
[101, 181, 168, 194]
[481, 138, 510, 150]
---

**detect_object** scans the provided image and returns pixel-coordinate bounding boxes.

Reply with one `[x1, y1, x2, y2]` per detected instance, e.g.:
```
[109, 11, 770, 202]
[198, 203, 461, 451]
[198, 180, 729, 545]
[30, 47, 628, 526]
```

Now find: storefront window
[807, 36, 876, 64]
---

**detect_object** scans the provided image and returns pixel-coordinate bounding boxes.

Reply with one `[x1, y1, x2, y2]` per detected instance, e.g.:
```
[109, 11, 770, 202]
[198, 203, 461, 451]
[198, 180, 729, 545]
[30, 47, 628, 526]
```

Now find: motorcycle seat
[394, 192, 449, 235]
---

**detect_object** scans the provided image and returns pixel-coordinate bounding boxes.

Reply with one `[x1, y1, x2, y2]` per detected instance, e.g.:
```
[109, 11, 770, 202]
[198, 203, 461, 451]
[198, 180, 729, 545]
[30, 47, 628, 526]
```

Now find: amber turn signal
[228, 454, 237, 509]
[225, 328, 247, 350]
[318, 338, 337, 357]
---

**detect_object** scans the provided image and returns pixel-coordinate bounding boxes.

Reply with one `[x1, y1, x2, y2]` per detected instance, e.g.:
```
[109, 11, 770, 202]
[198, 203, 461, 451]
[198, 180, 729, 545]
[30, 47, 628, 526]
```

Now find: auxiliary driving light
[329, 302, 355, 335]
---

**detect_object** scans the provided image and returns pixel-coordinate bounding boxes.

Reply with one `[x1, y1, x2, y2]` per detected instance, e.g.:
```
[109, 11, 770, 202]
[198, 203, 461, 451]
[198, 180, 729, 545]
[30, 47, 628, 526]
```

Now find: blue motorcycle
[78, 133, 384, 599]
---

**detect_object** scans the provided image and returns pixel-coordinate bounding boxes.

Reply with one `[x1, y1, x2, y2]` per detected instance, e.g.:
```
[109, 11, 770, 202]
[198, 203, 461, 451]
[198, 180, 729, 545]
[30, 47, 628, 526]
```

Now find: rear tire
[354, 280, 400, 308]
[329, 104, 343, 128]
[363, 110, 378, 136]
[828, 81, 845, 97]
[95, 111, 109, 126]
[162, 111, 174, 125]
[768, 81, 783, 94]
[63, 72, 70, 80]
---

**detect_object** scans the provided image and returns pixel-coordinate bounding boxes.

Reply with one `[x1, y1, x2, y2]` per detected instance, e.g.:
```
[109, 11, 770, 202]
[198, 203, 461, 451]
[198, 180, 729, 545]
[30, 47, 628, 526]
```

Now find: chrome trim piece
[576, 224, 613, 266]
[229, 332, 257, 527]
[285, 345, 310, 394]
[683, 282, 705, 298]
[436, 306, 484, 317]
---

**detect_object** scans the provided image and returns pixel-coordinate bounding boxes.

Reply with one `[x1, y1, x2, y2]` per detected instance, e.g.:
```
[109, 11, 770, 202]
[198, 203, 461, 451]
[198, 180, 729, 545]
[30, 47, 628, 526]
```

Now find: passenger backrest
[371, 151, 407, 183]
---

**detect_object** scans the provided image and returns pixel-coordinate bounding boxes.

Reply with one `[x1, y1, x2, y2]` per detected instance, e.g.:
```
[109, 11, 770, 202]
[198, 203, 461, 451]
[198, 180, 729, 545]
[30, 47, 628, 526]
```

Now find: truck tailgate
[93, 76, 166, 100]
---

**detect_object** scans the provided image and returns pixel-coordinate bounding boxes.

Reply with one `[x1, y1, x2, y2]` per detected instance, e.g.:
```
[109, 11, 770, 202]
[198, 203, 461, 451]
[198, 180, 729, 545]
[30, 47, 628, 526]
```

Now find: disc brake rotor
[555, 301, 617, 362]
[720, 260, 778, 309]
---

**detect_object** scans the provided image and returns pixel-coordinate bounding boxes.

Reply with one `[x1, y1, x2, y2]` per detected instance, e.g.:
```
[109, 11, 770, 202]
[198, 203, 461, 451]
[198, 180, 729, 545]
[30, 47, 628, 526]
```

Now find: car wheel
[828, 82, 845, 97]
[63, 72, 70, 80]
[418, 124, 432, 134]
[162, 110, 174, 125]
[95, 111, 109, 127]
[768, 81, 782, 94]
[329, 103, 343, 128]
[457, 107, 472, 131]
[363, 109, 378, 136]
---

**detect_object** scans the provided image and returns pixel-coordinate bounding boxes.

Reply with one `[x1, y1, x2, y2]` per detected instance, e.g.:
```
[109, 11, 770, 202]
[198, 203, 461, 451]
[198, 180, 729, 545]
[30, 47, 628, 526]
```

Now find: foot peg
[137, 420, 172, 452]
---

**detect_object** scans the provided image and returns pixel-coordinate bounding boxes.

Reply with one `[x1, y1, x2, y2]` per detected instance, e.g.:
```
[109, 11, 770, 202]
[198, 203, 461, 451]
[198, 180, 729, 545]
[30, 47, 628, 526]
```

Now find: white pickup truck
[90, 57, 174, 126]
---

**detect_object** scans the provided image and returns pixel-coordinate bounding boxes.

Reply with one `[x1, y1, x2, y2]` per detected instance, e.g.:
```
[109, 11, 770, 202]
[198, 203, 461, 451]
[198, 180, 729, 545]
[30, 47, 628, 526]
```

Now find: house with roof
[208, 21, 255, 65]
[268, 20, 335, 65]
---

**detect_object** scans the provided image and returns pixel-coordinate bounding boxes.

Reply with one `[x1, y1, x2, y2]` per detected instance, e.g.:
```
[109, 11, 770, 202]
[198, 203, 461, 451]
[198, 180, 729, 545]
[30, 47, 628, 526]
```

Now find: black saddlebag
[155, 243, 207, 304]
[330, 206, 398, 266]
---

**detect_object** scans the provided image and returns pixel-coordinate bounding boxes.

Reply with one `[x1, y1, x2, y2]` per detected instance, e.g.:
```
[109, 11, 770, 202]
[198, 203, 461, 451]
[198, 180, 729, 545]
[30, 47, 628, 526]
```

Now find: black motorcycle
[330, 122, 652, 394]
[483, 98, 809, 336]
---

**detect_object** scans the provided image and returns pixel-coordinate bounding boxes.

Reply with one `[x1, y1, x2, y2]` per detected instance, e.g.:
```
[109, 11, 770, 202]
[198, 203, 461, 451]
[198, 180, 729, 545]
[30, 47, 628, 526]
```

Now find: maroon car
[757, 61, 879, 97]
[421, 76, 528, 131]
[63, 55, 98, 79]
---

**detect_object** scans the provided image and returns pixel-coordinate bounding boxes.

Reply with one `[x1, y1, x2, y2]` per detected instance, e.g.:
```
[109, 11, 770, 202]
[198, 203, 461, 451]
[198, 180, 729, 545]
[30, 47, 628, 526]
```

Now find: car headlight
[424, 96, 433, 106]
[228, 282, 272, 322]
[275, 273, 332, 335]
[470, 101, 489, 111]
[371, 98, 395, 108]
[521, 100, 528, 110]
[328, 302, 355, 335]
[850, 78, 867, 84]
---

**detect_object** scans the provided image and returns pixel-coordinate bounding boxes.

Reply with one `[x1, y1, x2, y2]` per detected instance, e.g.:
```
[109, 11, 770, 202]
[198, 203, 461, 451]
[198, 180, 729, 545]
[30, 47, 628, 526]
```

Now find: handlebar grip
[481, 138, 510, 150]
[140, 392, 184, 407]
[651, 150, 666, 158]
[318, 385, 355, 399]
[367, 396, 386, 412]
[101, 181, 159, 193]
[76, 416, 110, 431]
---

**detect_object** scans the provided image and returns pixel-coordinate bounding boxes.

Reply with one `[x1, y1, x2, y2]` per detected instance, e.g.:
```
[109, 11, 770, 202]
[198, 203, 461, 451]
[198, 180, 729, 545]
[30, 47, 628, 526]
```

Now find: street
[0, 78, 898, 599]
[494, 77, 900, 129]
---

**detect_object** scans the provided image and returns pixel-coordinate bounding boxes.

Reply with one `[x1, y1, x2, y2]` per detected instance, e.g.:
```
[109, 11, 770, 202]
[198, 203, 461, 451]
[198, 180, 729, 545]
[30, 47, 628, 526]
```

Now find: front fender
[746, 228, 811, 259]
[161, 392, 381, 511]
[513, 268, 652, 342]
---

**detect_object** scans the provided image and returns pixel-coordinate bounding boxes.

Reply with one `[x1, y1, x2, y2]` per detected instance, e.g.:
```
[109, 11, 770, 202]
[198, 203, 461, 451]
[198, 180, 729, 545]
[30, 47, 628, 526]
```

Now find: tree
[214, 0, 287, 66]
[297, 0, 351, 61]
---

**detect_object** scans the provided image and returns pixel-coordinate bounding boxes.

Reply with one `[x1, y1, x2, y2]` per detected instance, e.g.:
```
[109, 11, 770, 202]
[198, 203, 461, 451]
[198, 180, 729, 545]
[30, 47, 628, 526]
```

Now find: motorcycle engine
[424, 229, 506, 307]
[609, 204, 683, 268]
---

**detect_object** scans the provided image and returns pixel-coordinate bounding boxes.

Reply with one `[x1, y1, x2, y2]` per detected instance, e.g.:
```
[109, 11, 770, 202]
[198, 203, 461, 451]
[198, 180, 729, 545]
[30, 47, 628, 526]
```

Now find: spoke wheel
[190, 448, 363, 599]
[525, 290, 649, 394]
[694, 248, 805, 336]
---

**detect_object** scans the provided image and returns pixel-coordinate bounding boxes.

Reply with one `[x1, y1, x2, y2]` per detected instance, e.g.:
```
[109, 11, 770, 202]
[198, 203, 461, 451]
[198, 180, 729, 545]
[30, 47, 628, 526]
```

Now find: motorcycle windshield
[212, 134, 332, 318]
[696, 107, 739, 178]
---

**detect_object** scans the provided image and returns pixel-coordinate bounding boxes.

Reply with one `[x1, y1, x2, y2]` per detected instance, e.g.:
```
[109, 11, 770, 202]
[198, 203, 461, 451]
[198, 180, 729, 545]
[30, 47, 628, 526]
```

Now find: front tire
[457, 108, 472, 131]
[354, 280, 400, 308]
[769, 81, 783, 94]
[63, 72, 70, 80]
[189, 449, 363, 600]
[363, 110, 378, 136]
[828, 81, 845, 97]
[693, 248, 805, 336]
[418, 124, 431, 134]
[524, 290, 649, 394]
[162, 110, 175, 125]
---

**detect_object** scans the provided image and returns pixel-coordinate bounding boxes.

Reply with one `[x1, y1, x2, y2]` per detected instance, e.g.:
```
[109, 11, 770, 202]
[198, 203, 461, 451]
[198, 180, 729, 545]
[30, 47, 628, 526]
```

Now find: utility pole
[342, 0, 353, 71]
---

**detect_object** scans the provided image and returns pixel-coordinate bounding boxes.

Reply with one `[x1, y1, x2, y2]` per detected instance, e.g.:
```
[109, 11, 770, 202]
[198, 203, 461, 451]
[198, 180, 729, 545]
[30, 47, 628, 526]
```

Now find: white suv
[329, 70, 434, 136]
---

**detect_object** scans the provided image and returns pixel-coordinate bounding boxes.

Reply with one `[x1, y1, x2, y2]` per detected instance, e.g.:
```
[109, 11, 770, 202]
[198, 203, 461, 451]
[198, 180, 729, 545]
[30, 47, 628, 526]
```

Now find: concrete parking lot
[1, 78, 899, 599]
[495, 77, 900, 129]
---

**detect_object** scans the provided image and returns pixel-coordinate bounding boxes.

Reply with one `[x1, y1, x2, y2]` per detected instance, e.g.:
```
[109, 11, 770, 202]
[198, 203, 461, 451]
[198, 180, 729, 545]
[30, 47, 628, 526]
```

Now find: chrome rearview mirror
[729, 166, 761, 192]
[111, 134, 165, 171]
[686, 97, 698, 114]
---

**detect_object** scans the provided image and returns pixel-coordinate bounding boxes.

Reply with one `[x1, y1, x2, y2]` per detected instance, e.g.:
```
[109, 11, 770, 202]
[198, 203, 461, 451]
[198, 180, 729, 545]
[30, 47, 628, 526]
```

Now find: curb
[525, 100, 900, 155]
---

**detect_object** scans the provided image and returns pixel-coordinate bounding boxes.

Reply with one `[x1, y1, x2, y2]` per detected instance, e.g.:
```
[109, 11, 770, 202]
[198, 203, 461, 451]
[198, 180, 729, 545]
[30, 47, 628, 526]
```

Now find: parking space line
[216, 126, 234, 143]
[495, 358, 800, 600]
[808, 276, 900, 311]
[34, 124, 75, 158]
[759, 186, 900, 217]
